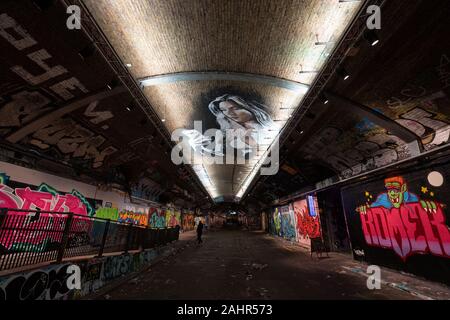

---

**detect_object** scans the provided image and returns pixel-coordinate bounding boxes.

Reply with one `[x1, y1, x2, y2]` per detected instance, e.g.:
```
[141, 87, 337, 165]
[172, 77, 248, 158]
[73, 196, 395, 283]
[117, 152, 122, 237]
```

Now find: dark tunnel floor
[88, 229, 449, 300]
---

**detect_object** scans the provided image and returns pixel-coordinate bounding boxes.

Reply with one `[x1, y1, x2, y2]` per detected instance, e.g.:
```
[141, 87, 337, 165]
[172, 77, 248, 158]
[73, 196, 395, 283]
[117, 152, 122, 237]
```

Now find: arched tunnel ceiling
[253, 0, 450, 203]
[82, 0, 364, 202]
[1, 1, 449, 207]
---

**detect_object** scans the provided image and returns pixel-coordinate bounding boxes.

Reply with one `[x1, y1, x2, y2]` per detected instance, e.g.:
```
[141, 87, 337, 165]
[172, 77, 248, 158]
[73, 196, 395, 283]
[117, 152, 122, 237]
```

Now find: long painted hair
[208, 94, 274, 130]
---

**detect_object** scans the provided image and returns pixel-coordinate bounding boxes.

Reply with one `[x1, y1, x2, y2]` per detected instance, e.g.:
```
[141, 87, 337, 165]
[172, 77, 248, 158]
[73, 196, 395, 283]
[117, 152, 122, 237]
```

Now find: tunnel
[0, 0, 450, 308]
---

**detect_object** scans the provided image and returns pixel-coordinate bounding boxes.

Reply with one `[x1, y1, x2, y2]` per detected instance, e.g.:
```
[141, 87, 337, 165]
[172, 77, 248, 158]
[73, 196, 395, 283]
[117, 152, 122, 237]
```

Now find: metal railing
[0, 208, 179, 272]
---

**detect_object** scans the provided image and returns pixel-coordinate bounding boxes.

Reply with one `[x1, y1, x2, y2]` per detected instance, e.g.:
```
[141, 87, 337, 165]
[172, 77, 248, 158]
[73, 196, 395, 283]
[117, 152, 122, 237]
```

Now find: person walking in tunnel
[197, 220, 204, 244]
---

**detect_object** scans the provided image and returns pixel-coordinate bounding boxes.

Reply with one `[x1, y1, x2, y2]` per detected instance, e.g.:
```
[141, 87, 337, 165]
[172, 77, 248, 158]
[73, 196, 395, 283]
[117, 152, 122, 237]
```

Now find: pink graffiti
[0, 184, 91, 250]
[360, 203, 450, 260]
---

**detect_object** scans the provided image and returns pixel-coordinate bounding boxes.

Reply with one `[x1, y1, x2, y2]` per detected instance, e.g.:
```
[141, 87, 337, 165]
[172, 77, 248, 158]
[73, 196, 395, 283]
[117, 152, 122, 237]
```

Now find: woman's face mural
[218, 100, 255, 124]
[178, 93, 277, 159]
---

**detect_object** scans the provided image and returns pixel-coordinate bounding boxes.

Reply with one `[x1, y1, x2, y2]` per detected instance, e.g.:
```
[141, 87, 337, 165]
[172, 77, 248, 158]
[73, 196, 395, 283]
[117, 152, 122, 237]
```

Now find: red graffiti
[293, 200, 321, 239]
[360, 203, 450, 260]
[0, 184, 91, 251]
[182, 213, 195, 231]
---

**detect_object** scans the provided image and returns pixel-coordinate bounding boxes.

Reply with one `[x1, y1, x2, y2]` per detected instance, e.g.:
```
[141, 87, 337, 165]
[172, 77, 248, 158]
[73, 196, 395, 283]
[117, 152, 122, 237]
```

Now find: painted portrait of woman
[181, 94, 276, 159]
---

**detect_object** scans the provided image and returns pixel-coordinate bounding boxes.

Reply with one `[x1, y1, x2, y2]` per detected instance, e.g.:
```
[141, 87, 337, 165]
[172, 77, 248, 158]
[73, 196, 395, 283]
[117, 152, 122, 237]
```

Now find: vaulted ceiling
[81, 0, 363, 202]
[0, 0, 449, 208]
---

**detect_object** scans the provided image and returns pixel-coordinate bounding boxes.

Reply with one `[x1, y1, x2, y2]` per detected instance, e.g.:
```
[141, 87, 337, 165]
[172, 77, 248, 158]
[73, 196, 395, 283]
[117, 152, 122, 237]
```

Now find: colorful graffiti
[293, 199, 322, 246]
[269, 207, 281, 236]
[118, 210, 148, 226]
[0, 246, 172, 300]
[0, 182, 94, 215]
[356, 176, 450, 260]
[269, 196, 322, 248]
[165, 208, 181, 227]
[0, 182, 95, 251]
[280, 205, 296, 240]
[148, 207, 166, 228]
[95, 207, 119, 221]
[182, 212, 195, 231]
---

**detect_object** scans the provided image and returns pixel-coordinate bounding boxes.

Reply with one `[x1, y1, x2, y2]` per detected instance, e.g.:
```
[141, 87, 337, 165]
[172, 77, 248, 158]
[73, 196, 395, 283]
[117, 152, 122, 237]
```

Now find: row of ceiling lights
[319, 29, 380, 106]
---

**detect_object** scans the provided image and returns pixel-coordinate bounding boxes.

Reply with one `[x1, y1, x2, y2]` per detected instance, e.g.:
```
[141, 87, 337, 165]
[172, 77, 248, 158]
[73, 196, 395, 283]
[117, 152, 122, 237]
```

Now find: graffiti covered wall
[118, 210, 148, 226]
[342, 165, 450, 284]
[165, 208, 181, 228]
[95, 207, 119, 221]
[280, 205, 296, 241]
[293, 198, 321, 247]
[0, 180, 98, 252]
[148, 207, 166, 228]
[0, 245, 175, 300]
[181, 211, 195, 231]
[269, 196, 322, 249]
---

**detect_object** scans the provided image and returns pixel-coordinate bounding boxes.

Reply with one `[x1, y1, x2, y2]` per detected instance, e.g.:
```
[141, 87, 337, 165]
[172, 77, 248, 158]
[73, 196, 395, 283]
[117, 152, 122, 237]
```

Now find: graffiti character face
[385, 179, 407, 208]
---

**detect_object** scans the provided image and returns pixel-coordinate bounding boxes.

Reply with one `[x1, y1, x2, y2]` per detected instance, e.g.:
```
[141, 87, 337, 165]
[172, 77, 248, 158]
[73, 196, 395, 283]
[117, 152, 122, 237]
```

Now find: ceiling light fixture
[320, 93, 329, 105]
[364, 29, 380, 46]
[337, 66, 350, 81]
[106, 78, 118, 90]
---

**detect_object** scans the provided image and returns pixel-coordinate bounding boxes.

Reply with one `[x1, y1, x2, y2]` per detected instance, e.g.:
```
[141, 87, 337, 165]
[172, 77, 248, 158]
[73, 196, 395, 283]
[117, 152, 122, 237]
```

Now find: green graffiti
[36, 183, 95, 216]
[37, 183, 59, 195]
[70, 189, 95, 216]
[273, 208, 281, 235]
[95, 207, 119, 221]
[0, 173, 10, 185]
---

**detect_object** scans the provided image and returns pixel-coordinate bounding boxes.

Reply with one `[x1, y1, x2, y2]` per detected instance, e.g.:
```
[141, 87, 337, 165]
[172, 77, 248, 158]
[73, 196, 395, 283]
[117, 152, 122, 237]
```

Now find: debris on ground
[129, 278, 139, 284]
[165, 279, 176, 285]
[258, 288, 269, 298]
[104, 294, 111, 300]
[251, 263, 268, 270]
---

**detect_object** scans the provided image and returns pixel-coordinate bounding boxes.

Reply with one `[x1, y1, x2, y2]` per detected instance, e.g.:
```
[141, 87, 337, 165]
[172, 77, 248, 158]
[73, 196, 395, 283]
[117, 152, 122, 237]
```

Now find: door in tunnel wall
[316, 189, 351, 253]
[341, 163, 450, 285]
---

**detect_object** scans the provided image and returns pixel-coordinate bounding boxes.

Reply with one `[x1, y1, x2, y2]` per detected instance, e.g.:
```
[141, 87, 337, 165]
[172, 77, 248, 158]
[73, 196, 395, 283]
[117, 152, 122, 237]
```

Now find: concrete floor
[90, 229, 450, 300]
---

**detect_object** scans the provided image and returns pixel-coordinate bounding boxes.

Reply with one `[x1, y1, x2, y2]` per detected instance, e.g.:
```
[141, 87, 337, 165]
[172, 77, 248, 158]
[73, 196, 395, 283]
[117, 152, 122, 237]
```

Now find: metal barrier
[0, 208, 179, 272]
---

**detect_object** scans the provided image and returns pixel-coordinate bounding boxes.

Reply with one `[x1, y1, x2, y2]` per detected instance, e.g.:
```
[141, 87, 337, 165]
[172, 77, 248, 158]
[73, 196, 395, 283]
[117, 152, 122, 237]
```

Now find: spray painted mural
[0, 181, 95, 251]
[342, 166, 450, 284]
[118, 210, 148, 226]
[148, 207, 166, 228]
[181, 211, 195, 231]
[269, 196, 322, 248]
[293, 197, 321, 247]
[356, 176, 449, 260]
[279, 205, 296, 240]
[0, 182, 94, 215]
[269, 207, 281, 236]
[0, 245, 174, 300]
[95, 207, 119, 221]
[165, 208, 181, 227]
[0, 13, 119, 170]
